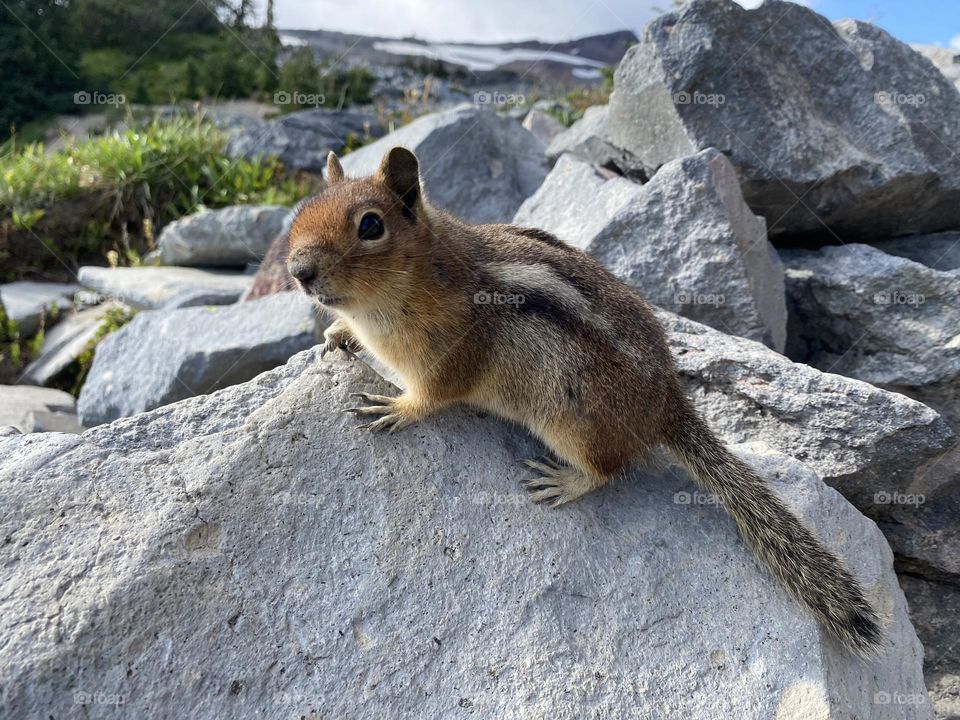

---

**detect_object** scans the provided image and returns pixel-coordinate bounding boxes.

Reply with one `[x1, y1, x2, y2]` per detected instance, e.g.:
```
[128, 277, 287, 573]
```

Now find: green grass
[0, 115, 318, 281]
[0, 299, 57, 384]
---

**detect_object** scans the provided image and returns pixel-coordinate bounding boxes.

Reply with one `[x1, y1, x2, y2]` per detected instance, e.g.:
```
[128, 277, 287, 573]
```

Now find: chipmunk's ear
[326, 151, 345, 185]
[376, 146, 420, 218]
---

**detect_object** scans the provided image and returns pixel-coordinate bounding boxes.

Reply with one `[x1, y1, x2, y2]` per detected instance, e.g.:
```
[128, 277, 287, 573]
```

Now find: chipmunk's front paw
[320, 321, 362, 359]
[345, 392, 416, 433]
[522, 458, 594, 508]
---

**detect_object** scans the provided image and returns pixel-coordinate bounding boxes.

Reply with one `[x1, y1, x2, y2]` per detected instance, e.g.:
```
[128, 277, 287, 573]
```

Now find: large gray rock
[545, 104, 628, 172]
[339, 104, 549, 223]
[911, 44, 960, 93]
[226, 109, 386, 173]
[0, 385, 82, 434]
[602, 0, 960, 240]
[157, 205, 289, 267]
[781, 244, 960, 426]
[0, 281, 77, 336]
[521, 108, 565, 145]
[515, 151, 787, 350]
[659, 309, 955, 515]
[873, 231, 960, 272]
[77, 293, 321, 426]
[781, 243, 960, 599]
[897, 575, 960, 720]
[21, 302, 127, 386]
[0, 350, 931, 719]
[78, 266, 253, 310]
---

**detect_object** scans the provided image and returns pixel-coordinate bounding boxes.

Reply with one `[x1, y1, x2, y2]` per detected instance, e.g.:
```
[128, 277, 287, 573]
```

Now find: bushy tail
[665, 406, 883, 656]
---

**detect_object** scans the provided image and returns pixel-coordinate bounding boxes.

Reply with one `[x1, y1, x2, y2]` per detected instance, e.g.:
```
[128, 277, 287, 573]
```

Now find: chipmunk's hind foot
[346, 392, 415, 433]
[522, 458, 597, 508]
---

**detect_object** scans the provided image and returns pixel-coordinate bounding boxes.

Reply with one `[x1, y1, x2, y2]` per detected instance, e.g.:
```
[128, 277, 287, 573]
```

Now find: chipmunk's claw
[348, 392, 413, 433]
[356, 414, 411, 433]
[521, 458, 593, 508]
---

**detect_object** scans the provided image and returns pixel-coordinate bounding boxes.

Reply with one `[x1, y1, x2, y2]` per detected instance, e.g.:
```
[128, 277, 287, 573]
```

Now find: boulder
[521, 108, 565, 145]
[339, 104, 549, 223]
[781, 244, 960, 426]
[77, 293, 321, 426]
[0, 281, 78, 336]
[78, 266, 252, 310]
[226, 109, 386, 173]
[0, 385, 82, 434]
[21, 302, 127, 386]
[0, 351, 931, 719]
[896, 575, 960, 720]
[515, 151, 787, 351]
[545, 104, 629, 173]
[157, 205, 289, 267]
[876, 470, 960, 583]
[658, 309, 955, 515]
[602, 0, 960, 240]
[911, 44, 960, 93]
[872, 231, 960, 272]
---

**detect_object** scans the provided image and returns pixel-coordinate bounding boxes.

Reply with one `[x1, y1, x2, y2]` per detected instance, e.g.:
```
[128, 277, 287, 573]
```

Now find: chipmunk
[287, 146, 882, 656]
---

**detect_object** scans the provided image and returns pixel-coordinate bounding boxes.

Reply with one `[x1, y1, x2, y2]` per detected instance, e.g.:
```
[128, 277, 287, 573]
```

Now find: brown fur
[288, 147, 883, 656]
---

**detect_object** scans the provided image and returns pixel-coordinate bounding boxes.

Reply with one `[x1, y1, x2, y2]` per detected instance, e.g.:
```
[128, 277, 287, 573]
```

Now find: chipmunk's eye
[357, 212, 384, 240]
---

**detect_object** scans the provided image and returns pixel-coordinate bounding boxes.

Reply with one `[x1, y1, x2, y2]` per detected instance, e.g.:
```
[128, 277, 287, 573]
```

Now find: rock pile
[4, 0, 960, 714]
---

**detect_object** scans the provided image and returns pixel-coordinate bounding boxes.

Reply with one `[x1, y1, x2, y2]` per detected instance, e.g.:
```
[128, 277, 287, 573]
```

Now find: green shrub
[275, 49, 377, 113]
[0, 116, 317, 281]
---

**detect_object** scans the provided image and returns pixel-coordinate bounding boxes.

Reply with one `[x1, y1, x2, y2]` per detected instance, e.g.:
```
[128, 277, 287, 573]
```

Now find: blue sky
[796, 0, 959, 47]
[266, 0, 958, 48]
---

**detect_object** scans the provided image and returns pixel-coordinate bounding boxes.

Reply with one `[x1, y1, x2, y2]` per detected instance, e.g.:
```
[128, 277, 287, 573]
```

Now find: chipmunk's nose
[287, 255, 317, 284]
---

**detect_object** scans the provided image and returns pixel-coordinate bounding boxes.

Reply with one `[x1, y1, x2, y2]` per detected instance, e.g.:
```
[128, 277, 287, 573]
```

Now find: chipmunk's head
[287, 146, 430, 311]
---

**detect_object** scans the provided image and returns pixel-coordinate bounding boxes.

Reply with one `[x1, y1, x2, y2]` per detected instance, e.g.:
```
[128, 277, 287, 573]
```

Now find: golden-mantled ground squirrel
[287, 147, 882, 656]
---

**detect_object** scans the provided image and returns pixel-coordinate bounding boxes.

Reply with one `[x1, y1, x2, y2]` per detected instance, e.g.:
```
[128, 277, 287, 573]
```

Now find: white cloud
[951, 34, 960, 51]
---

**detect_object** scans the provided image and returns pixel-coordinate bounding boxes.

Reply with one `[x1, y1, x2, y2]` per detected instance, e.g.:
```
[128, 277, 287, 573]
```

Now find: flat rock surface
[77, 292, 321, 426]
[0, 385, 80, 434]
[157, 205, 289, 267]
[0, 281, 78, 336]
[78, 266, 253, 310]
[0, 350, 930, 719]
